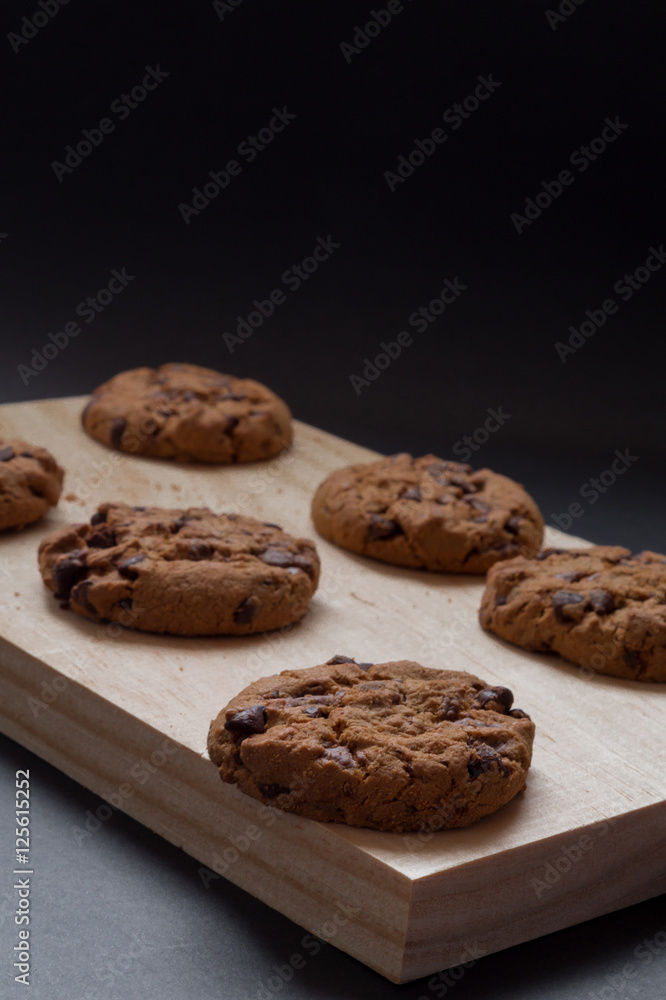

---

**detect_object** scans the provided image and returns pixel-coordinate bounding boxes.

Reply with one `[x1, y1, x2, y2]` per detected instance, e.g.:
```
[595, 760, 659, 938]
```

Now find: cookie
[480, 546, 666, 682]
[207, 655, 535, 832]
[38, 502, 319, 635]
[311, 453, 544, 573]
[81, 363, 292, 462]
[0, 439, 64, 531]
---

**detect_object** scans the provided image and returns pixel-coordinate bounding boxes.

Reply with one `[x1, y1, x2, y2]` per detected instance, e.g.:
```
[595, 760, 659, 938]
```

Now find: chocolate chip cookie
[207, 655, 535, 832]
[311, 454, 544, 573]
[0, 439, 64, 531]
[38, 502, 319, 635]
[81, 363, 292, 462]
[480, 546, 666, 682]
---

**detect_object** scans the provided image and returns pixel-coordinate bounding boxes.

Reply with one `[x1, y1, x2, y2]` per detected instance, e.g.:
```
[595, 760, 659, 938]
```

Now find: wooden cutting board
[0, 396, 664, 983]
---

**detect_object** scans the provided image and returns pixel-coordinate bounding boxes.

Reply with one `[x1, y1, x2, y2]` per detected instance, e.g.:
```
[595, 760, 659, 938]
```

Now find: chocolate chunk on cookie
[81, 363, 292, 462]
[207, 657, 535, 832]
[0, 438, 64, 531]
[480, 546, 666, 682]
[38, 502, 319, 635]
[311, 454, 543, 573]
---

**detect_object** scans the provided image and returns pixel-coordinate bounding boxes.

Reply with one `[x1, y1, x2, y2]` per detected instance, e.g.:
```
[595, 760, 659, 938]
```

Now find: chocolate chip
[449, 476, 477, 494]
[401, 487, 422, 501]
[52, 554, 87, 600]
[70, 580, 97, 615]
[20, 451, 34, 458]
[224, 416, 239, 433]
[233, 596, 259, 624]
[357, 662, 374, 671]
[589, 588, 616, 614]
[465, 497, 491, 513]
[0, 446, 15, 462]
[367, 514, 402, 540]
[475, 687, 514, 712]
[293, 680, 329, 696]
[467, 745, 507, 779]
[327, 655, 355, 664]
[290, 554, 315, 577]
[505, 516, 522, 535]
[110, 418, 127, 448]
[260, 547, 294, 567]
[441, 697, 460, 721]
[263, 522, 282, 530]
[624, 650, 643, 672]
[552, 590, 585, 621]
[90, 509, 107, 526]
[257, 783, 290, 798]
[302, 705, 325, 718]
[496, 594, 507, 606]
[87, 528, 117, 549]
[188, 540, 213, 560]
[118, 553, 147, 579]
[224, 704, 267, 736]
[323, 746, 355, 769]
[509, 708, 531, 720]
[132, 506, 146, 512]
[556, 570, 588, 583]
[221, 392, 247, 401]
[536, 547, 568, 560]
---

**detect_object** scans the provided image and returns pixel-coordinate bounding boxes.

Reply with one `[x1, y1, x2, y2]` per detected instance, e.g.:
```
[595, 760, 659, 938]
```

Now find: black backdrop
[2, 1, 664, 549]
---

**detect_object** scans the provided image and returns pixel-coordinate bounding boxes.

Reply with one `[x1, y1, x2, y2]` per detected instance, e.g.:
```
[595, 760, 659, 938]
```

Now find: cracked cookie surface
[81, 363, 292, 462]
[311, 453, 543, 573]
[480, 546, 666, 681]
[0, 438, 64, 531]
[207, 655, 535, 832]
[38, 502, 319, 635]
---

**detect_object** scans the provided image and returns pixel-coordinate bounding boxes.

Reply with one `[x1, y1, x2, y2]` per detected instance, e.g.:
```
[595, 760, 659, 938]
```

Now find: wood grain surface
[0, 396, 664, 982]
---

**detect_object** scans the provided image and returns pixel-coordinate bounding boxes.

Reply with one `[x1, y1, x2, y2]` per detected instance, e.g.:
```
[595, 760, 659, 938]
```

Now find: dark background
[0, 1, 664, 997]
